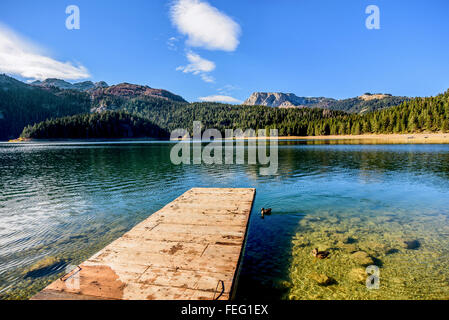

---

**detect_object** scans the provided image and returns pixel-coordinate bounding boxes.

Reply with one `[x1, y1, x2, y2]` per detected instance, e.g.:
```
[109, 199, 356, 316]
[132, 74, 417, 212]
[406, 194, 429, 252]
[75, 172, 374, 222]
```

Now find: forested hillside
[328, 95, 409, 114]
[20, 111, 169, 140]
[3, 74, 449, 140]
[306, 90, 449, 136]
[22, 89, 449, 139]
[115, 98, 344, 135]
[119, 90, 448, 136]
[0, 75, 91, 140]
[0, 75, 185, 140]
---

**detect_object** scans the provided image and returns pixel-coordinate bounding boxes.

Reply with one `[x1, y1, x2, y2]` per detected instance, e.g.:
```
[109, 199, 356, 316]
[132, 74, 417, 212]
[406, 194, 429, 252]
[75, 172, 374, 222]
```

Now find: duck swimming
[311, 248, 330, 259]
[261, 208, 272, 217]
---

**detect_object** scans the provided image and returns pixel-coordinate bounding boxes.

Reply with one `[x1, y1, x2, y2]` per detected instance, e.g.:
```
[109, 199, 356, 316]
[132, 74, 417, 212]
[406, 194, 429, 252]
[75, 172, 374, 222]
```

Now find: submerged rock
[349, 268, 366, 284]
[288, 211, 449, 299]
[402, 240, 421, 250]
[350, 251, 375, 266]
[375, 216, 393, 223]
[292, 235, 310, 248]
[385, 248, 399, 255]
[328, 217, 339, 224]
[276, 280, 293, 289]
[23, 256, 66, 279]
[334, 233, 357, 244]
[339, 243, 358, 253]
[360, 241, 390, 255]
[309, 273, 333, 286]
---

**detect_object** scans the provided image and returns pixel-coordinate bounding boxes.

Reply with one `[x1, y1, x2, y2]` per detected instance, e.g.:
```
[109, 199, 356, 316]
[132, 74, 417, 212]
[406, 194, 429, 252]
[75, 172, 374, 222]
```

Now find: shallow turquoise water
[1, 141, 449, 299]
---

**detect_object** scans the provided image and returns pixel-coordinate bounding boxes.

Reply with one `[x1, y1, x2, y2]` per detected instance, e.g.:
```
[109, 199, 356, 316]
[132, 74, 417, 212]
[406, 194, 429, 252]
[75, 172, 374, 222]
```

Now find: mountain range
[243, 92, 409, 114]
[0, 74, 412, 140]
[0, 74, 187, 140]
[31, 78, 109, 91]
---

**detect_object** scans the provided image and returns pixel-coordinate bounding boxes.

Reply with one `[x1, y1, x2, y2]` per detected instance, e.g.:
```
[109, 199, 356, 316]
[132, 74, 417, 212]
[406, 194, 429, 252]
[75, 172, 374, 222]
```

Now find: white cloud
[0, 25, 90, 81]
[199, 73, 215, 83]
[176, 51, 215, 83]
[198, 95, 242, 104]
[170, 0, 241, 52]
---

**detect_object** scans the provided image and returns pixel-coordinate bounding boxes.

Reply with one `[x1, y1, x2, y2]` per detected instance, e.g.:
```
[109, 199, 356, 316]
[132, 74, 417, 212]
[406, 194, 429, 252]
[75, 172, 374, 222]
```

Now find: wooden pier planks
[31, 188, 256, 300]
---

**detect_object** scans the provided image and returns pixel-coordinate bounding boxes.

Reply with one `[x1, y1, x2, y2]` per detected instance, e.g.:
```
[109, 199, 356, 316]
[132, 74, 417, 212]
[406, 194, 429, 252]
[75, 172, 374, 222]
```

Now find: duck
[311, 248, 330, 259]
[261, 208, 272, 217]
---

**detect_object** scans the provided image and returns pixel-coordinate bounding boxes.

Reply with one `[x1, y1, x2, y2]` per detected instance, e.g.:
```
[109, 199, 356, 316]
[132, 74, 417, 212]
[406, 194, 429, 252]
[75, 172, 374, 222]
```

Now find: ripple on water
[1, 142, 449, 299]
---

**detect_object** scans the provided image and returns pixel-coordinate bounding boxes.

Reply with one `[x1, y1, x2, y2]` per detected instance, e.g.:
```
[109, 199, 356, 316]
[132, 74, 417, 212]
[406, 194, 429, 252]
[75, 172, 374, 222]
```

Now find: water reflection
[0, 141, 449, 299]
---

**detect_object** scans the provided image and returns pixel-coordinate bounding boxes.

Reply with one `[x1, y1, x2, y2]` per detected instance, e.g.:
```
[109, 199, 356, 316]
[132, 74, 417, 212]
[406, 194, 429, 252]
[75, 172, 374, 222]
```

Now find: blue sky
[1, 0, 449, 102]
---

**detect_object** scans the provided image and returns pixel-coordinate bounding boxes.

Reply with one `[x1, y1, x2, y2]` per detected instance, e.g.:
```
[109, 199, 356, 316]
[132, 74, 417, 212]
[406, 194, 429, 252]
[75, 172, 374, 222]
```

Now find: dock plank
[31, 188, 255, 300]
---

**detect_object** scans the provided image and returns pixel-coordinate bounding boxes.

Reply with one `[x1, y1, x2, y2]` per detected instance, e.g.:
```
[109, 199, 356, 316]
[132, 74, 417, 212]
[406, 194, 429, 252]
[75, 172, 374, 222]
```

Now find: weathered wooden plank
[31, 188, 255, 300]
[30, 290, 117, 300]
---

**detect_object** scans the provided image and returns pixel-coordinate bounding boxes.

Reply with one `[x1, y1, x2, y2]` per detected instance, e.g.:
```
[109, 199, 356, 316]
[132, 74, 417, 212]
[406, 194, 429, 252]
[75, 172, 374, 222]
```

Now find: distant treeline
[120, 98, 345, 135]
[305, 90, 449, 136]
[4, 73, 448, 140]
[18, 90, 449, 139]
[115, 91, 449, 136]
[20, 111, 169, 140]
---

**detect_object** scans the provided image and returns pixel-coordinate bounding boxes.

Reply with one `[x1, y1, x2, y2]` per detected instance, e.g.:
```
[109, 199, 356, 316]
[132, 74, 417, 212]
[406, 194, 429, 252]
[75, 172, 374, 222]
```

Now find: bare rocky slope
[243, 92, 409, 114]
[243, 92, 335, 109]
[31, 78, 108, 91]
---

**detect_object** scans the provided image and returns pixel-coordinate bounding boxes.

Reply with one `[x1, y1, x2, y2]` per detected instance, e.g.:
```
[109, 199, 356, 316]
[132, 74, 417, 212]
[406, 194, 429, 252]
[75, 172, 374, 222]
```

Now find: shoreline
[5, 137, 165, 143]
[241, 133, 449, 143]
[5, 133, 449, 144]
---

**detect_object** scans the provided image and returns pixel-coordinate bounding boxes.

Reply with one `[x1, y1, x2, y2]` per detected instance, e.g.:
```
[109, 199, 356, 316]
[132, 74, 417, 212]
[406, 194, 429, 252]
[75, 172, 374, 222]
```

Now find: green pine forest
[301, 90, 449, 136]
[18, 89, 449, 139]
[20, 111, 169, 140]
[0, 84, 91, 140]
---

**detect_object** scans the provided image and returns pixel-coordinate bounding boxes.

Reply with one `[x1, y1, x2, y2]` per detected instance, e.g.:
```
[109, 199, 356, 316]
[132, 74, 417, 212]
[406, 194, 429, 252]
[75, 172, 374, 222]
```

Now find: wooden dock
[32, 188, 256, 300]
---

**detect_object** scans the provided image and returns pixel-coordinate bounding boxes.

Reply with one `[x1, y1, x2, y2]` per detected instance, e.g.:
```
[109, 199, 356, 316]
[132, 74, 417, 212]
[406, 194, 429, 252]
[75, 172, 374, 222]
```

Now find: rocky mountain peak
[91, 83, 187, 103]
[358, 93, 392, 101]
[31, 78, 109, 92]
[243, 92, 335, 108]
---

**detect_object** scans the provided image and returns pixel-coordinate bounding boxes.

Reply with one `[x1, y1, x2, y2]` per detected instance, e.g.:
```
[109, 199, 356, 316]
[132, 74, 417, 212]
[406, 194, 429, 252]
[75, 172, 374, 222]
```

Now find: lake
[1, 140, 449, 299]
